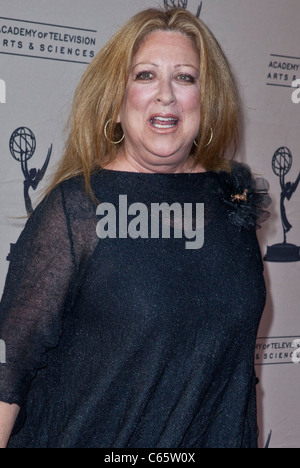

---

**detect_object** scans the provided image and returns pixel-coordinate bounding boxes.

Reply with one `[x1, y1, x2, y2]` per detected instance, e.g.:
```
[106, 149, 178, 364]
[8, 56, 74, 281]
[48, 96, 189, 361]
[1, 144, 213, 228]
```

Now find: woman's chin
[143, 143, 185, 161]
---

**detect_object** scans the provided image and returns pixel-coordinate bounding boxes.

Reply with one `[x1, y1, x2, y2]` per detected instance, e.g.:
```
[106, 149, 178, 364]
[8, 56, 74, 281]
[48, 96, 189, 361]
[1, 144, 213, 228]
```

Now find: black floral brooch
[216, 162, 271, 230]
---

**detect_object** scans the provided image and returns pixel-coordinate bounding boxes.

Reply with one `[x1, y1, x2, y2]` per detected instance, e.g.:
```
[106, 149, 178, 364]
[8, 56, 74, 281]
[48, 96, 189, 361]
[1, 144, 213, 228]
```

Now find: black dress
[0, 163, 269, 448]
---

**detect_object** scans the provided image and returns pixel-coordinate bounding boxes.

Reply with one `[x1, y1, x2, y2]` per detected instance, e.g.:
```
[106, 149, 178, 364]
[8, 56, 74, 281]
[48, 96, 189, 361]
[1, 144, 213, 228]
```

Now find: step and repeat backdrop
[0, 0, 299, 448]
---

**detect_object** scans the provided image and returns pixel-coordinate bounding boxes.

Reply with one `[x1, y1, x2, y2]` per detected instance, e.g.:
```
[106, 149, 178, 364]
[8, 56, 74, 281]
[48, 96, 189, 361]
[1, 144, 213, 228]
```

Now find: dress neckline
[97, 167, 214, 177]
[93, 167, 217, 193]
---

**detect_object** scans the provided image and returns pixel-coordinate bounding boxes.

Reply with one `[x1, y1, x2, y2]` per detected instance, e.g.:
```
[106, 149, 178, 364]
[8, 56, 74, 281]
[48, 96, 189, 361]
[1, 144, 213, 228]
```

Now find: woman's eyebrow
[132, 62, 159, 70]
[132, 63, 198, 70]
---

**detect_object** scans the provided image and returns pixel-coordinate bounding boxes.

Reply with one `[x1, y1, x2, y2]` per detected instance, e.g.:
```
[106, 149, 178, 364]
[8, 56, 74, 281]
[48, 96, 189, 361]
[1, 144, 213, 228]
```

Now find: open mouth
[150, 116, 179, 129]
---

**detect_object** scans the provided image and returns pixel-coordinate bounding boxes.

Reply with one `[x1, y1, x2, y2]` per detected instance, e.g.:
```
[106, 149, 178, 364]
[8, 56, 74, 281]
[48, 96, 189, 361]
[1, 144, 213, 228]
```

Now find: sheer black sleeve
[0, 179, 98, 409]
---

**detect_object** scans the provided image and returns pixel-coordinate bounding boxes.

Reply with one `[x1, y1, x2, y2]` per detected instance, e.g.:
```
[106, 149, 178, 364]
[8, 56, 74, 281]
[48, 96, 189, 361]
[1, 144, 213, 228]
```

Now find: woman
[0, 7, 269, 448]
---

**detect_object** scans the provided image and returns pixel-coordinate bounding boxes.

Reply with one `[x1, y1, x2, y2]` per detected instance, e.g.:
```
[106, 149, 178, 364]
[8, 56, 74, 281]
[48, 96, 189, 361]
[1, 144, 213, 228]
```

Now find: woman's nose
[156, 78, 176, 106]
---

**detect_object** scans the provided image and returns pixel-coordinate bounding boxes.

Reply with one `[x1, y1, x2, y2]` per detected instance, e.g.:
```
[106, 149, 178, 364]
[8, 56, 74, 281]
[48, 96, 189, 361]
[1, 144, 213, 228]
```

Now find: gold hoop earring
[104, 119, 125, 145]
[194, 127, 214, 148]
[204, 127, 214, 148]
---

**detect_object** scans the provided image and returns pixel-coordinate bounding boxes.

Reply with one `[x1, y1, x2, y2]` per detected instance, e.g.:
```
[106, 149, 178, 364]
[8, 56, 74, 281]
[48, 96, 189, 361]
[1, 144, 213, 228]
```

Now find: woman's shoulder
[31, 174, 97, 225]
[212, 161, 271, 230]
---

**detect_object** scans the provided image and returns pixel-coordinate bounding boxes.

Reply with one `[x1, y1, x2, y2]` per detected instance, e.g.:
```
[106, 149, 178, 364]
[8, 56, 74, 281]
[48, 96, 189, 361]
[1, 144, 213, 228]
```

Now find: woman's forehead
[132, 30, 199, 65]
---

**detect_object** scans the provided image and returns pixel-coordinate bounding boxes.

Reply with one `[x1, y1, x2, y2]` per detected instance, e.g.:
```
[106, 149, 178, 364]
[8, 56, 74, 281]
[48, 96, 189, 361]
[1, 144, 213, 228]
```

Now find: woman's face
[117, 30, 201, 172]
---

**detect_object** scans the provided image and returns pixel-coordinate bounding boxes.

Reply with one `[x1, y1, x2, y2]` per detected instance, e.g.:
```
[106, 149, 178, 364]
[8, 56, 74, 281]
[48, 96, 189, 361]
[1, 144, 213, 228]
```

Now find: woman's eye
[176, 74, 196, 84]
[135, 71, 154, 81]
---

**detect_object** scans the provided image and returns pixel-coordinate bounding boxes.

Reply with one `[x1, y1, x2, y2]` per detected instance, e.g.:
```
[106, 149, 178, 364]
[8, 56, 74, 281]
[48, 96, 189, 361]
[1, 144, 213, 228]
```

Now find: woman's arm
[0, 186, 77, 444]
[0, 402, 20, 448]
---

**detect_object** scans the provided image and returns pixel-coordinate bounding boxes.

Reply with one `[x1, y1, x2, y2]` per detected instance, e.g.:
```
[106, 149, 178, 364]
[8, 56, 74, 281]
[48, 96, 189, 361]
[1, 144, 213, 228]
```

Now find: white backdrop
[0, 0, 299, 448]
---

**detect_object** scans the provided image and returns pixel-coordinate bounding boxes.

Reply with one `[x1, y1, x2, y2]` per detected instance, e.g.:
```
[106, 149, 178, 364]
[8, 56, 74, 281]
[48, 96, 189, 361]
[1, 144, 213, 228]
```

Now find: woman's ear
[116, 107, 122, 124]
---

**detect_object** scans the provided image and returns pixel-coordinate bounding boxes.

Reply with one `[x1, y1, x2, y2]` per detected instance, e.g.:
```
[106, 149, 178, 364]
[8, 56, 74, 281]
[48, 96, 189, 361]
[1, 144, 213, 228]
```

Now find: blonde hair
[47, 7, 240, 197]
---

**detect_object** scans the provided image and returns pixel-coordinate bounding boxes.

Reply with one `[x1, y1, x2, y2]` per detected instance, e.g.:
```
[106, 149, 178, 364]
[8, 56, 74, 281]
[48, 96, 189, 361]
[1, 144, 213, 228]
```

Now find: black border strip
[0, 16, 97, 33]
[266, 83, 294, 88]
[0, 51, 90, 65]
[257, 336, 300, 340]
[270, 53, 300, 61]
[255, 362, 295, 366]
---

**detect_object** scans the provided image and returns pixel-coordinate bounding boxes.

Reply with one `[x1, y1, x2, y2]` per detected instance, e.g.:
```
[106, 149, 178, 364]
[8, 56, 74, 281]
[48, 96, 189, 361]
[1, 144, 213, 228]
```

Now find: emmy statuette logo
[0, 79, 6, 104]
[164, 0, 203, 18]
[9, 127, 52, 216]
[265, 147, 300, 262]
[7, 127, 52, 261]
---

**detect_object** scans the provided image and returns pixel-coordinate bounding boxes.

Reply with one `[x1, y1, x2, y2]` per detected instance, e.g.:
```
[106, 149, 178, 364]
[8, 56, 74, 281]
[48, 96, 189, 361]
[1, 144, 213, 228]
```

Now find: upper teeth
[151, 117, 178, 128]
[152, 117, 177, 122]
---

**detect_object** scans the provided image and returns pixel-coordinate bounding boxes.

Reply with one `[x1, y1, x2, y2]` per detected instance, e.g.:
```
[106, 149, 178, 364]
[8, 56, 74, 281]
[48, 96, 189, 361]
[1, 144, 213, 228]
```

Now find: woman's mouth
[150, 116, 179, 129]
